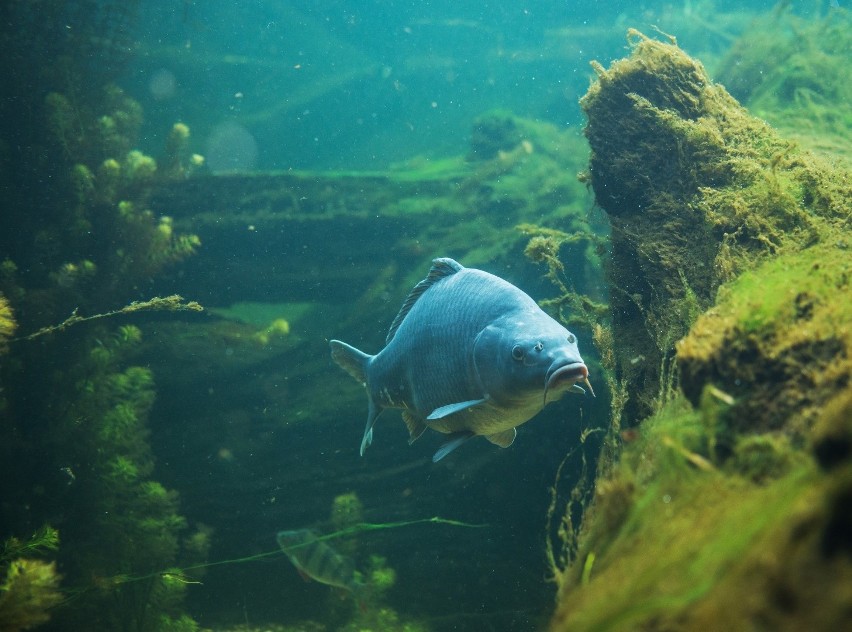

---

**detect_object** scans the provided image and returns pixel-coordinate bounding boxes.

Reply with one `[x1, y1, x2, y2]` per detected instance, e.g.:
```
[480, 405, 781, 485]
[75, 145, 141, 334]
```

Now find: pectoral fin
[426, 398, 487, 420]
[360, 397, 382, 456]
[432, 431, 475, 462]
[485, 428, 516, 448]
[402, 410, 428, 445]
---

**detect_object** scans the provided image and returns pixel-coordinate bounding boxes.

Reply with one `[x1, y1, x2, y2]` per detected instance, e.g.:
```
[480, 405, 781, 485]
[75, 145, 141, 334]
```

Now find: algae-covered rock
[812, 387, 852, 472]
[677, 241, 851, 440]
[580, 29, 851, 423]
[550, 396, 852, 632]
[550, 30, 852, 632]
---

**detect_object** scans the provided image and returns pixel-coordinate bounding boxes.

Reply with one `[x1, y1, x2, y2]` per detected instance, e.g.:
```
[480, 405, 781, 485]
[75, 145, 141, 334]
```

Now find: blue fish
[330, 258, 593, 462]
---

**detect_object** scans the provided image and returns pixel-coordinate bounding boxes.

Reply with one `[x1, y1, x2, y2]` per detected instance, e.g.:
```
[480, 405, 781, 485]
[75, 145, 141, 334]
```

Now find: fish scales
[385, 268, 525, 411]
[330, 257, 592, 461]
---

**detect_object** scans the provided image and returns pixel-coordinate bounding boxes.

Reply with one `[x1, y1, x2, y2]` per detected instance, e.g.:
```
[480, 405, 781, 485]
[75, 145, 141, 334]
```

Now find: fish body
[330, 257, 592, 461]
[276, 529, 363, 595]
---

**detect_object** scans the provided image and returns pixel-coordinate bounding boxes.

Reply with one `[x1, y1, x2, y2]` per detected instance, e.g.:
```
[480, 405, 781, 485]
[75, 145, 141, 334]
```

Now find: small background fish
[276, 528, 364, 597]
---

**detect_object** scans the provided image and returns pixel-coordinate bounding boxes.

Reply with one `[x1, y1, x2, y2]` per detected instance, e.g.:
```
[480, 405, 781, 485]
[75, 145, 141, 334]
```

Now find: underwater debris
[467, 111, 524, 161]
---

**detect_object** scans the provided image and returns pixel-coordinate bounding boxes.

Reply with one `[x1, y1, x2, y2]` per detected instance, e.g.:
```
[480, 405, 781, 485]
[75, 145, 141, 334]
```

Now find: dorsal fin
[385, 258, 463, 344]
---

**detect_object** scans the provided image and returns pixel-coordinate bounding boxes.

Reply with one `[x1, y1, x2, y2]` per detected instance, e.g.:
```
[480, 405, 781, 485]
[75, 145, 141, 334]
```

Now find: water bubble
[205, 122, 258, 173]
[149, 68, 177, 101]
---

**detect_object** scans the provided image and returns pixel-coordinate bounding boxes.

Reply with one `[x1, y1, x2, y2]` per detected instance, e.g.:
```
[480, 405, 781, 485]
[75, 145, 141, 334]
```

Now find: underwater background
[0, 1, 850, 631]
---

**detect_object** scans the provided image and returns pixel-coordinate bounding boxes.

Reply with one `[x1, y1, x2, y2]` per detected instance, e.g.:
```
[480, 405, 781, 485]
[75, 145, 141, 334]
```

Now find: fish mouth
[544, 362, 594, 403]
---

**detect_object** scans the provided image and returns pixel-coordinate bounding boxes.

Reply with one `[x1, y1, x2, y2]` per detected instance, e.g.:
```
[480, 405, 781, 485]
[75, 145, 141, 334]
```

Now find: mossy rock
[550, 396, 852, 631]
[677, 241, 852, 440]
[580, 30, 851, 423]
[553, 30, 852, 631]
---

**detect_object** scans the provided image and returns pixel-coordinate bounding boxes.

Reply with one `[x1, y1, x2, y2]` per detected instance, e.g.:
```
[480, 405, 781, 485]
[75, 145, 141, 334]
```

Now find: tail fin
[330, 340, 381, 456]
[330, 340, 371, 384]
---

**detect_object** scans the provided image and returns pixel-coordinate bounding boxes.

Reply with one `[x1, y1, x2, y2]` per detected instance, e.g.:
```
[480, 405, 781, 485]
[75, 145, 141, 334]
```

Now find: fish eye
[567, 333, 576, 344]
[511, 345, 525, 361]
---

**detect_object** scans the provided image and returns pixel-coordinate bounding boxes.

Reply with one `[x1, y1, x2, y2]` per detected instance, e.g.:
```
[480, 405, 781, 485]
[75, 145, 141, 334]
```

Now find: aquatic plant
[366, 555, 396, 595]
[715, 9, 852, 162]
[330, 492, 365, 532]
[0, 526, 59, 566]
[253, 317, 291, 346]
[109, 201, 201, 283]
[0, 527, 62, 632]
[162, 123, 192, 179]
[18, 294, 202, 342]
[0, 293, 15, 354]
[43, 326, 203, 631]
[39, 85, 202, 311]
[0, 559, 63, 632]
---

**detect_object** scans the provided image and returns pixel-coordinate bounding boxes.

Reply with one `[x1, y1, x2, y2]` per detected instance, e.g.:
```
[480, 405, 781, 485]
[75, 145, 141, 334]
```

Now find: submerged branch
[16, 295, 204, 342]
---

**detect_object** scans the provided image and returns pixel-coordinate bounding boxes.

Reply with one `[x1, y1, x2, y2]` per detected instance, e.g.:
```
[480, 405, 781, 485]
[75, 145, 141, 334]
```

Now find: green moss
[730, 433, 804, 484]
[703, 243, 850, 337]
[552, 393, 852, 631]
[556, 465, 815, 630]
[677, 241, 851, 437]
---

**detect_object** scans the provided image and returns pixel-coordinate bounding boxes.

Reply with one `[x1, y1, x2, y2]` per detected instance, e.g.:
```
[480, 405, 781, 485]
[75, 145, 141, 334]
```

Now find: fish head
[474, 313, 590, 407]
